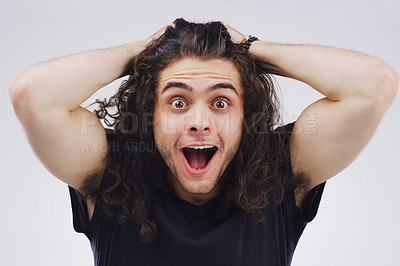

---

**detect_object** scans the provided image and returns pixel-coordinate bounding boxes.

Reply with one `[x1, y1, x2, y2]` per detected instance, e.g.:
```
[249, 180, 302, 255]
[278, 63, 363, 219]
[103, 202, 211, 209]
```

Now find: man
[9, 19, 397, 265]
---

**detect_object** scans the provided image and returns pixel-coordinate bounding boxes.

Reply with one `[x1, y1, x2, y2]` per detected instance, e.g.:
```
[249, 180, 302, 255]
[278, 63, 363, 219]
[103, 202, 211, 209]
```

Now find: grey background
[1, 0, 399, 265]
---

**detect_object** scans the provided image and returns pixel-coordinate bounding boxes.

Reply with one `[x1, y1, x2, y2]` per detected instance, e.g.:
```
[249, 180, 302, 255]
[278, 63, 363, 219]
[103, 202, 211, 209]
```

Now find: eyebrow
[161, 82, 239, 96]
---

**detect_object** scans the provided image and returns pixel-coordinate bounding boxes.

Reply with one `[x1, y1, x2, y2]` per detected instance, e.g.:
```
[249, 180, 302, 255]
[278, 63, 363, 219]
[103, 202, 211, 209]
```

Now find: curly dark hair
[89, 18, 305, 244]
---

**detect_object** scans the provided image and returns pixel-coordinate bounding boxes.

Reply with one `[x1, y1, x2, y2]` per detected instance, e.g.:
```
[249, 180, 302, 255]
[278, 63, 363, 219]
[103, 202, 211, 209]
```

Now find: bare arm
[250, 42, 397, 200]
[227, 25, 398, 205]
[9, 40, 147, 194]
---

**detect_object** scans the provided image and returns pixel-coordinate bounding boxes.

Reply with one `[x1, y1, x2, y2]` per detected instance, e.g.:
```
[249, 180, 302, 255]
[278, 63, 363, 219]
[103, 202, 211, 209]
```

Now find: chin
[178, 178, 219, 195]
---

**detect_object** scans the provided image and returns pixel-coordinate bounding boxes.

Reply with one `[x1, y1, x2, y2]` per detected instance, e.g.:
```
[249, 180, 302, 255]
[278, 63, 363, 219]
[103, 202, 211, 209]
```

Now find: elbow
[380, 65, 398, 102]
[9, 74, 37, 120]
[9, 75, 29, 109]
[369, 63, 398, 110]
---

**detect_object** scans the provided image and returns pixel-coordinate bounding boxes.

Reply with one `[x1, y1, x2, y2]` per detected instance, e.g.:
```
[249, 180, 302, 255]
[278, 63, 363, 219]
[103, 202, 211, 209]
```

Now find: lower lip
[181, 150, 217, 176]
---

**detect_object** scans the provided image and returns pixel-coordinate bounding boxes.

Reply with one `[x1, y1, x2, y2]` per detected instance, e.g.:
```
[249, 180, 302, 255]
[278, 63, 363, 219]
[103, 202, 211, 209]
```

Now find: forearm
[250, 41, 398, 104]
[10, 40, 146, 113]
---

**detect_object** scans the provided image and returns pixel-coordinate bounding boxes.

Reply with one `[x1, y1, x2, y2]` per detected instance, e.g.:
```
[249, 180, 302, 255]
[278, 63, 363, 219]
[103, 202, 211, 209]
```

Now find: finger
[222, 23, 245, 44]
[146, 21, 175, 44]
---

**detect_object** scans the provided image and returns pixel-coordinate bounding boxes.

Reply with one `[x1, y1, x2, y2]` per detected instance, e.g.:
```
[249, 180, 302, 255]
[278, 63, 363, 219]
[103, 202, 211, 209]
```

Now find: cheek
[154, 111, 174, 135]
[154, 110, 182, 148]
[153, 112, 173, 162]
[213, 112, 243, 137]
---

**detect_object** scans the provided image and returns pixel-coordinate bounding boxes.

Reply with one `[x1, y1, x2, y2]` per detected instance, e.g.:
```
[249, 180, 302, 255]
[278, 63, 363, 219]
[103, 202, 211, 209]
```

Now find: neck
[166, 171, 221, 205]
[176, 185, 221, 205]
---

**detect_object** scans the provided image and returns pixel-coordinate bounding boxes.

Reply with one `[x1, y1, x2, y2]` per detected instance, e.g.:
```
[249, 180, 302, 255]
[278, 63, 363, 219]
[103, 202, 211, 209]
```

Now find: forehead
[157, 58, 242, 95]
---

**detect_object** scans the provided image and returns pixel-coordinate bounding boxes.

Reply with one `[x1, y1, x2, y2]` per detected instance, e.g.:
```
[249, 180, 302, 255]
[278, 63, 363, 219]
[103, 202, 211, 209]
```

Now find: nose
[185, 105, 211, 135]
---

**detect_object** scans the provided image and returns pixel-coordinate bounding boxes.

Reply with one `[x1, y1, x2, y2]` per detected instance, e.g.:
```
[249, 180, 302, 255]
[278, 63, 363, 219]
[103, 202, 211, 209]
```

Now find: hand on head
[222, 23, 245, 44]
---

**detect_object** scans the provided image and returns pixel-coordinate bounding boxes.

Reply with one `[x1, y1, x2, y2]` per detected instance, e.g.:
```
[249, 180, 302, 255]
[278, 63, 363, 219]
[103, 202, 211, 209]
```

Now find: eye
[171, 98, 189, 109]
[211, 98, 230, 110]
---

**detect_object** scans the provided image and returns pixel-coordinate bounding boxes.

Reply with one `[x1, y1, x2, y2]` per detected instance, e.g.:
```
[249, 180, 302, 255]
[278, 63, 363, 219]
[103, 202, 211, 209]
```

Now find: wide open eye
[211, 98, 230, 110]
[171, 99, 189, 109]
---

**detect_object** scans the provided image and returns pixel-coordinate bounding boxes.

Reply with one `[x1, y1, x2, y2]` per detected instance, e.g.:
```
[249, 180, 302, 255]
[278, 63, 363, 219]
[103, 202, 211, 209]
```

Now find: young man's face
[153, 58, 244, 204]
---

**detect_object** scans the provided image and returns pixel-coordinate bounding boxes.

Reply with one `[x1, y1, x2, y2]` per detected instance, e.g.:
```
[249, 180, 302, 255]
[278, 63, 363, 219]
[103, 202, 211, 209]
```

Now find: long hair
[91, 18, 301, 244]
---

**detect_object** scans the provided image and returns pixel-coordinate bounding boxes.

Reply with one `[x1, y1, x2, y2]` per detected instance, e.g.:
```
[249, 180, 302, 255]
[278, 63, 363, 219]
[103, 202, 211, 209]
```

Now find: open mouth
[182, 146, 218, 171]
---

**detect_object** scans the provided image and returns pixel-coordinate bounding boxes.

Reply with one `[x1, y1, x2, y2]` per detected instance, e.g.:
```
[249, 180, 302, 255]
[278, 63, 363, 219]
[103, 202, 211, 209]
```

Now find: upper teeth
[185, 145, 215, 150]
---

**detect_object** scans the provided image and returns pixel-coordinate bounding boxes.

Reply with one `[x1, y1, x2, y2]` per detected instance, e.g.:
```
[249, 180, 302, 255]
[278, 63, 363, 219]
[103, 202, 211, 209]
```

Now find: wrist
[124, 40, 147, 57]
[241, 35, 259, 50]
[118, 41, 148, 76]
[247, 41, 286, 75]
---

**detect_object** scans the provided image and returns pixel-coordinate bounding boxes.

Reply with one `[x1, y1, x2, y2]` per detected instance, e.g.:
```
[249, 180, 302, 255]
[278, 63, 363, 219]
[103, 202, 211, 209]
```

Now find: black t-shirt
[69, 123, 326, 266]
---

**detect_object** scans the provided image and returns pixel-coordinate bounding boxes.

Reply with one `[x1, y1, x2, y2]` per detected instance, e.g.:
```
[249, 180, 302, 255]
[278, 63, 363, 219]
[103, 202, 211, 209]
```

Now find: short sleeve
[299, 182, 325, 222]
[68, 186, 92, 236]
[68, 128, 116, 237]
[285, 121, 326, 223]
